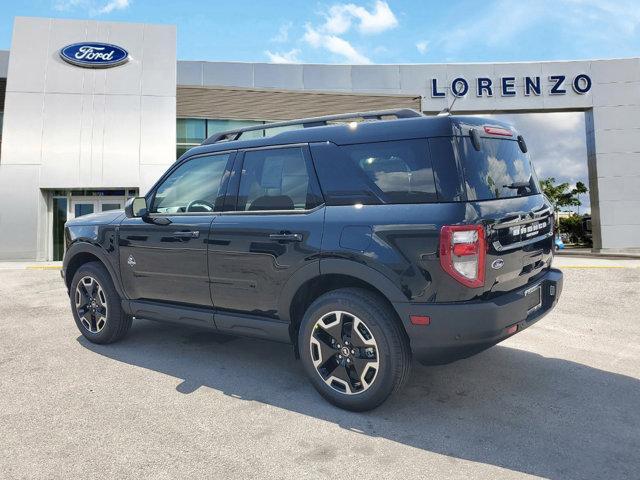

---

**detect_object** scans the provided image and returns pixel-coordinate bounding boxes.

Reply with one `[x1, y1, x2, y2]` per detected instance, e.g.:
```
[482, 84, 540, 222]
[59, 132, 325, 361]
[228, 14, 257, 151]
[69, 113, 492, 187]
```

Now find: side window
[237, 147, 320, 211]
[152, 153, 231, 213]
[312, 139, 437, 205]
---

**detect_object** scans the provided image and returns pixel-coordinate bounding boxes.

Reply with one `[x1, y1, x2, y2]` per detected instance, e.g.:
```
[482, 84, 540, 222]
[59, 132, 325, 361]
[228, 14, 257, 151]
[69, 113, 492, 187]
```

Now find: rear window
[312, 139, 438, 205]
[457, 136, 541, 200]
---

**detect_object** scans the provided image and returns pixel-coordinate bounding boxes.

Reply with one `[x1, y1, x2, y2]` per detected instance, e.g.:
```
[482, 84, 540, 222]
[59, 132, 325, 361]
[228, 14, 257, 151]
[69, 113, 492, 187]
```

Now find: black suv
[62, 109, 563, 411]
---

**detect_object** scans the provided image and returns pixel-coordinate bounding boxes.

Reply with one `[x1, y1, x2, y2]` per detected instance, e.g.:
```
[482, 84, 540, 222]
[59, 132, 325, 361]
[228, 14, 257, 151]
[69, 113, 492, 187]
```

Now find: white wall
[0, 17, 176, 260]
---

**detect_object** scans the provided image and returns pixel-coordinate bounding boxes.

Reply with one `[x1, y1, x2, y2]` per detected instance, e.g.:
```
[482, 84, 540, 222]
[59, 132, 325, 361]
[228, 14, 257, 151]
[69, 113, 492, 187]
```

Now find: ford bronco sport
[62, 109, 563, 411]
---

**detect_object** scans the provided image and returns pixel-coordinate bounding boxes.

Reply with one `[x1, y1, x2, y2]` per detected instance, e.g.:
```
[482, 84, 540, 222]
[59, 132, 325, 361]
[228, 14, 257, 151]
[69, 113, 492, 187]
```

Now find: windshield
[457, 136, 541, 200]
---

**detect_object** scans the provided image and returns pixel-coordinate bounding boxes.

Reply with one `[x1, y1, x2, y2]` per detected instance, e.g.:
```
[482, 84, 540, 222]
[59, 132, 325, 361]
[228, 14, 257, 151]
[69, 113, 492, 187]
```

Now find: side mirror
[125, 197, 148, 218]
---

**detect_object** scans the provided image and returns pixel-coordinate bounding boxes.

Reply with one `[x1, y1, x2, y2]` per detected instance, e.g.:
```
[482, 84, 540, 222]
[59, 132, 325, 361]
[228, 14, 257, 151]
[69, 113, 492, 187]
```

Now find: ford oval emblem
[491, 259, 505, 270]
[60, 42, 129, 68]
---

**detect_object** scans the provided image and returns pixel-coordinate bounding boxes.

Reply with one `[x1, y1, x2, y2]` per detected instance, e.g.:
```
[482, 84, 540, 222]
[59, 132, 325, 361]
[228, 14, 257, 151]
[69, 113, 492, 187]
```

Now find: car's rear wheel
[299, 288, 411, 411]
[70, 261, 132, 344]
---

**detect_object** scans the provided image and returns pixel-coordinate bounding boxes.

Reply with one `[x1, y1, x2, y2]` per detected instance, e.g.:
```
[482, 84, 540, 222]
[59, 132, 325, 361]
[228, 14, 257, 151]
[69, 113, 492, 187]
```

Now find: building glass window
[176, 118, 267, 159]
[177, 145, 193, 159]
[206, 119, 265, 136]
[177, 119, 206, 144]
[74, 203, 95, 217]
[101, 203, 121, 212]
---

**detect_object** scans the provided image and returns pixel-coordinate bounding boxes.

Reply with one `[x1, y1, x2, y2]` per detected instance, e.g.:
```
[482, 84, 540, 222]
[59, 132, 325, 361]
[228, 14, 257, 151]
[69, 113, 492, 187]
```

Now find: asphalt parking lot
[1, 259, 638, 479]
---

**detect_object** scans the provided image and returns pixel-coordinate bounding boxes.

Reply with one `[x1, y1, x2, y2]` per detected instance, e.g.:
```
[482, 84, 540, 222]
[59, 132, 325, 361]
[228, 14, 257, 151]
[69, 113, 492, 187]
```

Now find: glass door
[50, 190, 134, 261]
[70, 199, 97, 219]
[52, 196, 68, 261]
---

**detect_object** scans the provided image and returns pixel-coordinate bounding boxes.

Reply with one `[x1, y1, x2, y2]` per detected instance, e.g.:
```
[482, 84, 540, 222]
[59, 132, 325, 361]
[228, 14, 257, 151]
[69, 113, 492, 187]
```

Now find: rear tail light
[440, 225, 486, 288]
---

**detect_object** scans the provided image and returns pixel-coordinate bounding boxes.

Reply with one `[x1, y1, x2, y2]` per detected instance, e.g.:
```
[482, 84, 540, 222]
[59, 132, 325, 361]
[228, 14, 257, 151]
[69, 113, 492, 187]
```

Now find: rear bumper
[393, 268, 563, 365]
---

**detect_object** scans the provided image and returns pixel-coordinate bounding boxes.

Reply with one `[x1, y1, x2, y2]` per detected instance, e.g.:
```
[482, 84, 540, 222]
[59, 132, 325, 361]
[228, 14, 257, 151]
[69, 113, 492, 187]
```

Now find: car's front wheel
[299, 288, 411, 411]
[70, 261, 132, 344]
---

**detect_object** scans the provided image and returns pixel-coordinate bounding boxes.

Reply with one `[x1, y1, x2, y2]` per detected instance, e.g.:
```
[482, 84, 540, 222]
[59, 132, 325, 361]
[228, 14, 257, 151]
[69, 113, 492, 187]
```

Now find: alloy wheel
[309, 311, 379, 395]
[75, 276, 108, 333]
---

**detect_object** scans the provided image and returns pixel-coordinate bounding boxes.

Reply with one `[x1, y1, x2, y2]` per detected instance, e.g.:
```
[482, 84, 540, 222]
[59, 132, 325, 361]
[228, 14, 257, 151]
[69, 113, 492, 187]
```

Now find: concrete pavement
[0, 265, 638, 479]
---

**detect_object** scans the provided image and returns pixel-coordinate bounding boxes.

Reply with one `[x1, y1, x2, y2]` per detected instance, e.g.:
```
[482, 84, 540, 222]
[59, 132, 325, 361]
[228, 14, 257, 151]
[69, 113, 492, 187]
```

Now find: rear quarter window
[312, 139, 438, 205]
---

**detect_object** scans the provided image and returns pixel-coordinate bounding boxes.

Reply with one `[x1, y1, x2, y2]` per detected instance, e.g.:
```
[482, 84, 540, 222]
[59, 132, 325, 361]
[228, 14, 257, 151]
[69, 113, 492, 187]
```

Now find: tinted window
[428, 137, 465, 201]
[152, 154, 230, 213]
[176, 119, 206, 144]
[313, 139, 437, 205]
[238, 147, 320, 211]
[458, 137, 540, 200]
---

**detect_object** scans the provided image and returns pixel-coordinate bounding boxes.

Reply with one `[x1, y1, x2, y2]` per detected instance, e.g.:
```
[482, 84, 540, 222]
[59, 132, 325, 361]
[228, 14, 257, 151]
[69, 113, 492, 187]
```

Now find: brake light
[484, 126, 513, 137]
[440, 225, 486, 288]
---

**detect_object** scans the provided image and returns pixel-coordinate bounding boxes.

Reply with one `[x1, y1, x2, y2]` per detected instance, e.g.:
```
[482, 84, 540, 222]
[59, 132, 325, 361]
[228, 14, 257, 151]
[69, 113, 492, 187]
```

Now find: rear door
[208, 145, 324, 318]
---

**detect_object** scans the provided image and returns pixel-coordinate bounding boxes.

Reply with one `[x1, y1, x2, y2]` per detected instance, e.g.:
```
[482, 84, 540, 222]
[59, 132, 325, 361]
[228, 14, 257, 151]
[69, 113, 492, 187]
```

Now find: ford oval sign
[60, 42, 129, 68]
[491, 259, 505, 270]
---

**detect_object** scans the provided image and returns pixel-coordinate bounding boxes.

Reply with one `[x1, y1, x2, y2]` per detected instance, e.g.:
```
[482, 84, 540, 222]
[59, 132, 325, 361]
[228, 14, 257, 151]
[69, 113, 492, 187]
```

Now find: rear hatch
[442, 119, 554, 298]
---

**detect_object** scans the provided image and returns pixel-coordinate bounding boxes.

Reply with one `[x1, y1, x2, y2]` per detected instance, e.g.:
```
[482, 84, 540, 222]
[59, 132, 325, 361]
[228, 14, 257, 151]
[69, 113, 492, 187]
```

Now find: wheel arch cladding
[64, 243, 124, 298]
[285, 268, 409, 347]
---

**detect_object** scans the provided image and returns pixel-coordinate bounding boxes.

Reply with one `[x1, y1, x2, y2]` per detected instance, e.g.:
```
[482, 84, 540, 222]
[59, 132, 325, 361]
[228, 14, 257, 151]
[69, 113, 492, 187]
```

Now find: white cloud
[323, 1, 398, 35]
[54, 0, 130, 15]
[298, 1, 397, 63]
[271, 22, 292, 43]
[54, 0, 81, 10]
[265, 48, 301, 64]
[303, 24, 371, 64]
[416, 40, 428, 54]
[98, 0, 129, 14]
[264, 2, 396, 65]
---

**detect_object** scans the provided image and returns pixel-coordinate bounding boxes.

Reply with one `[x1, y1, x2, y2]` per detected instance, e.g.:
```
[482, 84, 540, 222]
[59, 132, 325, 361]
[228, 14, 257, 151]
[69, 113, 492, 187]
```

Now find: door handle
[173, 231, 200, 239]
[269, 232, 303, 242]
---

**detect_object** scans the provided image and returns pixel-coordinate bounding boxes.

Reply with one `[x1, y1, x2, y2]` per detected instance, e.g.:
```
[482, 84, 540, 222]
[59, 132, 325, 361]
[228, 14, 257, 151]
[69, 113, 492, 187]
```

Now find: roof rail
[202, 108, 423, 145]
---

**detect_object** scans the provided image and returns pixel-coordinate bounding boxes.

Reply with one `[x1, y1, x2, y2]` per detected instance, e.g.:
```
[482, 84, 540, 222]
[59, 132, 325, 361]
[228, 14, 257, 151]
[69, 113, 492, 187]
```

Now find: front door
[119, 152, 234, 307]
[208, 145, 324, 318]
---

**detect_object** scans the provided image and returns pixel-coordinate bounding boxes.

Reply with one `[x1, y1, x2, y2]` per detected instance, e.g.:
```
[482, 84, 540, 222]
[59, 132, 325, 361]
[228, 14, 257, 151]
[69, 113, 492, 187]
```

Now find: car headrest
[248, 195, 294, 211]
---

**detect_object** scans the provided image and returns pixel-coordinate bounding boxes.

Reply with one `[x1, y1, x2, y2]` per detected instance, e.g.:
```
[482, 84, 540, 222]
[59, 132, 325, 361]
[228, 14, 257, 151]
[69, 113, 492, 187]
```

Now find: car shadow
[77, 320, 639, 480]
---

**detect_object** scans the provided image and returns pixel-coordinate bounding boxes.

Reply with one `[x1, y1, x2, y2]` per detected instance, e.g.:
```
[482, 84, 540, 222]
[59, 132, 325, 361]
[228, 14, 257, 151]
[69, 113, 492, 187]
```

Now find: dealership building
[0, 16, 639, 260]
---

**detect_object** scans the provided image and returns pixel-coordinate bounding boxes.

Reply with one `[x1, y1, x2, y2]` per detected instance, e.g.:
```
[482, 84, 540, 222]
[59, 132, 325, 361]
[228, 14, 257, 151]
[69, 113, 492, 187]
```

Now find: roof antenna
[437, 93, 459, 116]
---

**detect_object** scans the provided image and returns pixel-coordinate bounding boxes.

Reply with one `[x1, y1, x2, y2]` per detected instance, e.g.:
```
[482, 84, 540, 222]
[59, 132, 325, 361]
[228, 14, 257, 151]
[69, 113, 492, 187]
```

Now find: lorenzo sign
[59, 42, 129, 68]
[431, 74, 592, 98]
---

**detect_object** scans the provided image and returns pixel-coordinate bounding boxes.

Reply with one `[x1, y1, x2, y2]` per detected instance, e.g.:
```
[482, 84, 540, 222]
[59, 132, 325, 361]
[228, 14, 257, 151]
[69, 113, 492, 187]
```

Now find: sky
[0, 0, 638, 63]
[1, 0, 637, 212]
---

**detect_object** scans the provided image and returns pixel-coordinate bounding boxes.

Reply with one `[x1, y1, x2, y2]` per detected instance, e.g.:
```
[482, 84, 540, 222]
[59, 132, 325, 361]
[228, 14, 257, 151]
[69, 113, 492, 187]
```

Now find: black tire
[69, 261, 132, 344]
[299, 288, 411, 411]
